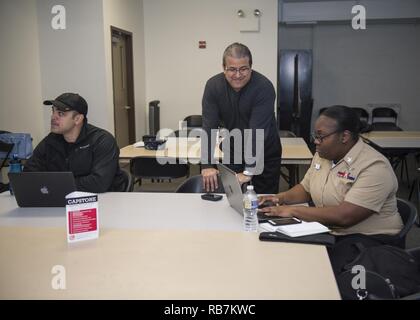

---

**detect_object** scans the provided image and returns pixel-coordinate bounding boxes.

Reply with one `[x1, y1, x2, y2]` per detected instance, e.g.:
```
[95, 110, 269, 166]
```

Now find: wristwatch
[243, 170, 253, 177]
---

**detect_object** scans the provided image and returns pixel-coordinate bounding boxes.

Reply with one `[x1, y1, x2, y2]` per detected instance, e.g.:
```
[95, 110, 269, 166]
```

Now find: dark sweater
[201, 71, 281, 173]
[24, 123, 125, 193]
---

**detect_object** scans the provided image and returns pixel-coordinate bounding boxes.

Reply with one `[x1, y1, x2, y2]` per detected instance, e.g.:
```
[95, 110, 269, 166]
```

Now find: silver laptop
[8, 172, 76, 207]
[217, 164, 244, 214]
[217, 164, 270, 222]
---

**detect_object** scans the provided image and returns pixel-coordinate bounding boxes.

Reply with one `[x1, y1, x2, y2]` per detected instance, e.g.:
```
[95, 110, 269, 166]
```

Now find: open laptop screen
[217, 164, 271, 222]
[8, 172, 76, 207]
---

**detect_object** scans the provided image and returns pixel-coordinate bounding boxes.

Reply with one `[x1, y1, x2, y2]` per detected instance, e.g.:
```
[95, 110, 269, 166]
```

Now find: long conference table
[120, 137, 313, 187]
[361, 131, 420, 151]
[361, 131, 420, 179]
[120, 137, 313, 165]
[0, 192, 340, 299]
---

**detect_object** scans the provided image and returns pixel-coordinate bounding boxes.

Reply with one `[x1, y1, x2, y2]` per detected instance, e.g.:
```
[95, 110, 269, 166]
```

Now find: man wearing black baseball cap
[24, 93, 126, 193]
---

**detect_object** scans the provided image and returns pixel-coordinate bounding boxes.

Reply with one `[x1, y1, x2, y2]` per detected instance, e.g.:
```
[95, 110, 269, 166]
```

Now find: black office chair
[130, 157, 189, 186]
[407, 246, 420, 264]
[172, 128, 205, 173]
[360, 198, 417, 250]
[175, 174, 225, 193]
[351, 107, 369, 123]
[0, 140, 13, 194]
[350, 107, 371, 133]
[183, 115, 202, 128]
[121, 170, 134, 192]
[173, 127, 204, 138]
[278, 130, 296, 138]
[371, 107, 401, 131]
[409, 166, 420, 225]
[173, 129, 190, 137]
[391, 198, 418, 248]
[0, 140, 14, 173]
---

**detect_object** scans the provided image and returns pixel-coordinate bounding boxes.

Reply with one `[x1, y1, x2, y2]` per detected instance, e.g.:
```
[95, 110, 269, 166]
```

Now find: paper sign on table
[65, 191, 99, 243]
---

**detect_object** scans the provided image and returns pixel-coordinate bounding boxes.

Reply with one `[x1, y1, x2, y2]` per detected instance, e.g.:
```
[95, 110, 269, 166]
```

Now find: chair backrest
[175, 174, 225, 193]
[173, 129, 189, 137]
[121, 170, 134, 192]
[351, 107, 369, 123]
[130, 157, 189, 180]
[319, 107, 370, 123]
[173, 128, 205, 139]
[372, 107, 398, 124]
[396, 198, 418, 243]
[183, 115, 202, 128]
[278, 130, 297, 138]
[407, 246, 420, 263]
[0, 141, 14, 171]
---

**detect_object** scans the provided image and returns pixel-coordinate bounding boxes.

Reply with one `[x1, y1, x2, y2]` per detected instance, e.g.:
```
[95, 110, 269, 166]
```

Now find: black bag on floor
[336, 244, 420, 300]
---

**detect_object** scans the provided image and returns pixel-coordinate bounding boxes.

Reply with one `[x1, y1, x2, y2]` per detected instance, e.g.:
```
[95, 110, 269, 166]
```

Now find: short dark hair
[320, 105, 361, 140]
[222, 43, 253, 68]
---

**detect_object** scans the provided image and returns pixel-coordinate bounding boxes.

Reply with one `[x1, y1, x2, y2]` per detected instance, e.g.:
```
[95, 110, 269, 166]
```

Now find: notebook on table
[259, 231, 335, 246]
[260, 221, 330, 237]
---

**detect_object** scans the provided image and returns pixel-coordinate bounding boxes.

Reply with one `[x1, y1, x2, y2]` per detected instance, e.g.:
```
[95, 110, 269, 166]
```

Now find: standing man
[201, 43, 281, 194]
[24, 92, 126, 193]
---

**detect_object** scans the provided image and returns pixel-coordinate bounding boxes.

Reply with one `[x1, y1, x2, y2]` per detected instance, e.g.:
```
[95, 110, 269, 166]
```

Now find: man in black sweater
[201, 43, 281, 194]
[24, 93, 125, 193]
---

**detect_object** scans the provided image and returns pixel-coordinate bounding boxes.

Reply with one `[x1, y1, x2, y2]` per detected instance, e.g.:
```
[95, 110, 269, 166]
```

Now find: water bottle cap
[247, 185, 254, 191]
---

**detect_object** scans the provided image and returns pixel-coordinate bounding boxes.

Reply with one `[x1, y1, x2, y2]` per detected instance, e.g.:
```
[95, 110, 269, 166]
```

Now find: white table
[361, 131, 420, 150]
[361, 131, 420, 178]
[0, 192, 340, 299]
[120, 137, 313, 165]
[0, 192, 243, 231]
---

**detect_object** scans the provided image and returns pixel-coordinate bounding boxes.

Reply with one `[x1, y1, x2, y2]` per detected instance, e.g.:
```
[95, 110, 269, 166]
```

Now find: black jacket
[24, 123, 125, 193]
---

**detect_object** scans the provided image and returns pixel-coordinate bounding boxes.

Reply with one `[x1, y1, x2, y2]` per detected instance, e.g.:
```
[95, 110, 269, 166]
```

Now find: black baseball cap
[43, 93, 88, 116]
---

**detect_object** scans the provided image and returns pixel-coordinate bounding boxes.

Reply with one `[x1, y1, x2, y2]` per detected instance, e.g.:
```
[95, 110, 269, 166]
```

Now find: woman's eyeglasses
[310, 130, 340, 143]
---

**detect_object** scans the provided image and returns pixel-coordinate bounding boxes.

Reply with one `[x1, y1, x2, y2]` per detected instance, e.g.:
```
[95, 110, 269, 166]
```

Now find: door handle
[124, 106, 132, 110]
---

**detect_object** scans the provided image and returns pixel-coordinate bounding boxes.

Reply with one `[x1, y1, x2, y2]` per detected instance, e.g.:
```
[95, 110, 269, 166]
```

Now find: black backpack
[336, 244, 420, 300]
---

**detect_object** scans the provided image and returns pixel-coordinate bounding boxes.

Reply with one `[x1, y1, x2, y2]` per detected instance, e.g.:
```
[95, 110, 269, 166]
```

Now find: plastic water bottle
[243, 185, 258, 232]
[9, 154, 22, 195]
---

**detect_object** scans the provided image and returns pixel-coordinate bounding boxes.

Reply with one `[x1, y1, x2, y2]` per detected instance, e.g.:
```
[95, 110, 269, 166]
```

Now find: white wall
[0, 0, 44, 145]
[143, 0, 278, 131]
[279, 23, 420, 130]
[280, 0, 420, 23]
[36, 0, 109, 132]
[1, 0, 148, 146]
[103, 0, 147, 140]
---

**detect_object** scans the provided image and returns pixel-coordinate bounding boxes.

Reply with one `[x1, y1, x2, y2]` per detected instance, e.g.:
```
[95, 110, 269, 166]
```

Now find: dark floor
[122, 153, 420, 249]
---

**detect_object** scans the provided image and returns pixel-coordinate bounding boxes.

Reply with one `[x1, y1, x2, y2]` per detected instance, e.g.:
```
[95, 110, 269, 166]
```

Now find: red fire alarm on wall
[199, 41, 206, 49]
